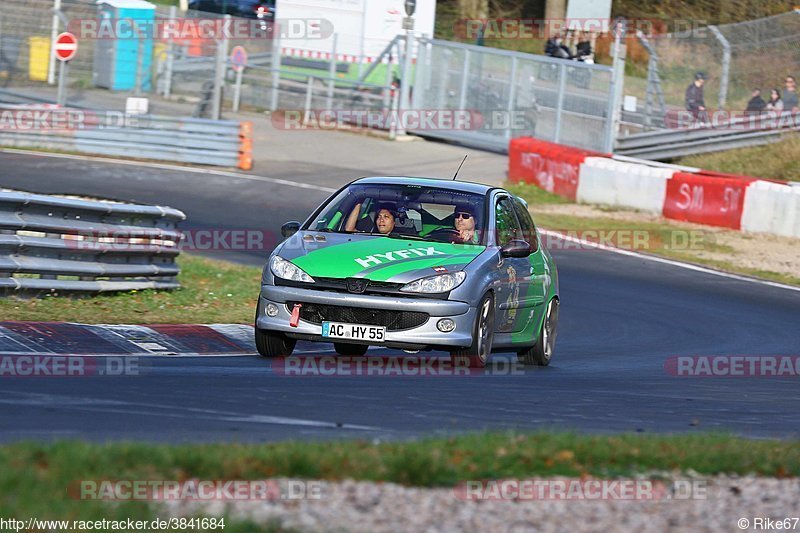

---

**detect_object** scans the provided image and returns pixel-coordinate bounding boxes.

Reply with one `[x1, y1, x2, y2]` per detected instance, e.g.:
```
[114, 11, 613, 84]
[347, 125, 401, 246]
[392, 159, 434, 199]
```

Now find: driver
[454, 206, 479, 243]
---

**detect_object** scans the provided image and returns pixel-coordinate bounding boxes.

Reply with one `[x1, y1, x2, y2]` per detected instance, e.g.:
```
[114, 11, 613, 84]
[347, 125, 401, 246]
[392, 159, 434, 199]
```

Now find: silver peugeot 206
[255, 176, 559, 367]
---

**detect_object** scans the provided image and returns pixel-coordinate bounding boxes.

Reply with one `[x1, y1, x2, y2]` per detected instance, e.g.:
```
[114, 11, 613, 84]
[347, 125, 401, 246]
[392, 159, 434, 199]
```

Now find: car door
[493, 195, 533, 333]
[511, 196, 549, 335]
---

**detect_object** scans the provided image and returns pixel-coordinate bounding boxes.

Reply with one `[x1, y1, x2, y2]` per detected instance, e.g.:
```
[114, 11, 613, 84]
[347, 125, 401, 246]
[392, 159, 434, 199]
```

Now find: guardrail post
[212, 14, 231, 120]
[708, 25, 730, 109]
[603, 24, 627, 153]
[327, 33, 337, 109]
[553, 62, 566, 143]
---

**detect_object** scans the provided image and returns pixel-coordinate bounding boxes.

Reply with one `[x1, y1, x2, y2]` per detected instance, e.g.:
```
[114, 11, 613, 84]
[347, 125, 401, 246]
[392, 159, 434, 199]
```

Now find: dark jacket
[783, 89, 799, 111]
[685, 83, 705, 112]
[545, 38, 571, 59]
[745, 95, 766, 113]
[576, 40, 592, 58]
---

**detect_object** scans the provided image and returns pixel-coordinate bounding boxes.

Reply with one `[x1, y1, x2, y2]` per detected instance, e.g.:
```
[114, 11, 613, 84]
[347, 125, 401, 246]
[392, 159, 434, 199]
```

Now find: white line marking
[542, 229, 800, 293]
[0, 148, 337, 193]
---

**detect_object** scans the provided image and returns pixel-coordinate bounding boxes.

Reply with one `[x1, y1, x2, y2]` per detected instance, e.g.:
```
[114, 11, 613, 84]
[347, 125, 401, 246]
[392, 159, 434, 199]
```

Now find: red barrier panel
[663, 172, 751, 229]
[508, 137, 605, 201]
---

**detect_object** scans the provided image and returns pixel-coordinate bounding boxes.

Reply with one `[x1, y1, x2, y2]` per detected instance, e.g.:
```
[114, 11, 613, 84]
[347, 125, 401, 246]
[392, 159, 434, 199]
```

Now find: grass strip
[1, 432, 798, 527]
[0, 254, 261, 324]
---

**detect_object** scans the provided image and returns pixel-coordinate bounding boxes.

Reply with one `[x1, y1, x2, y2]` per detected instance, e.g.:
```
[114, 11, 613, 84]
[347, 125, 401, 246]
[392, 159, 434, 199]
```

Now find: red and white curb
[0, 322, 255, 357]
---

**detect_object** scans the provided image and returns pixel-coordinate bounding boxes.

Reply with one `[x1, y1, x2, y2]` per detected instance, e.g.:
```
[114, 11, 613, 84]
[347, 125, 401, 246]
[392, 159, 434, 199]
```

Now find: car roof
[352, 176, 499, 196]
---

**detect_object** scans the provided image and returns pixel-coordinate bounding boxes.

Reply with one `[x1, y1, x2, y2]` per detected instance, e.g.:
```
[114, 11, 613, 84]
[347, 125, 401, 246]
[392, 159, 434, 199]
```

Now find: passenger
[375, 206, 396, 234]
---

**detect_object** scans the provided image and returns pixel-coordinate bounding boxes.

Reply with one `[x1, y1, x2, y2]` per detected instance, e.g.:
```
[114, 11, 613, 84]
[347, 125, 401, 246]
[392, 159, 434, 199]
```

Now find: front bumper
[256, 284, 476, 349]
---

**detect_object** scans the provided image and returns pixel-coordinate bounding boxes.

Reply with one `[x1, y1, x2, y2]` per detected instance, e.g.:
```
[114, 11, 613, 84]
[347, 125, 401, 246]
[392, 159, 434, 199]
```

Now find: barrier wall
[509, 136, 799, 238]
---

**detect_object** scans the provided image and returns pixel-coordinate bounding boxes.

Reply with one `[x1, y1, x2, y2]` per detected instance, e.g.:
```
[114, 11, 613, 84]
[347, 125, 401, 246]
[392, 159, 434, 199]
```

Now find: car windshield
[305, 183, 487, 245]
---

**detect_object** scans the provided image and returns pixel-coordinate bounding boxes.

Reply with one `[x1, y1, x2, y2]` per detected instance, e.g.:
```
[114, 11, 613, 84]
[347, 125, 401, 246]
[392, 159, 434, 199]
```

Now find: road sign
[54, 32, 78, 62]
[230, 46, 248, 72]
[404, 0, 416, 17]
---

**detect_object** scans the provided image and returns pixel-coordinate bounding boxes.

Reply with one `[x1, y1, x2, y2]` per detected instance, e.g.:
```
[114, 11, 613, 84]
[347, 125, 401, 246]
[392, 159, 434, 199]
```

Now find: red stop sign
[55, 32, 78, 62]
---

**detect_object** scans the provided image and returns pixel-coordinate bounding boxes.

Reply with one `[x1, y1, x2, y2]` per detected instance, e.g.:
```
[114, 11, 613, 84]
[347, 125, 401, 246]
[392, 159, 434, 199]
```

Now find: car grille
[286, 302, 429, 331]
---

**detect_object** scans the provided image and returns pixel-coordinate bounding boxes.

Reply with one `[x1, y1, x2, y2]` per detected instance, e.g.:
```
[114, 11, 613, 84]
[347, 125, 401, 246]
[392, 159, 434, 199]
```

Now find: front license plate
[321, 322, 386, 342]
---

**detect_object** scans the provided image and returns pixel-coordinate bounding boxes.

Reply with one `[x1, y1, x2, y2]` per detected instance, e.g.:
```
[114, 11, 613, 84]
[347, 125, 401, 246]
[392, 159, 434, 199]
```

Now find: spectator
[745, 88, 766, 113]
[545, 34, 572, 60]
[575, 31, 593, 62]
[685, 72, 708, 124]
[783, 75, 798, 112]
[766, 88, 783, 112]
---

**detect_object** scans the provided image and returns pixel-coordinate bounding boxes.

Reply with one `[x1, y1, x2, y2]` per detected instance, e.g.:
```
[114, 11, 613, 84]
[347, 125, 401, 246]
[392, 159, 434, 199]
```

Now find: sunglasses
[455, 212, 473, 220]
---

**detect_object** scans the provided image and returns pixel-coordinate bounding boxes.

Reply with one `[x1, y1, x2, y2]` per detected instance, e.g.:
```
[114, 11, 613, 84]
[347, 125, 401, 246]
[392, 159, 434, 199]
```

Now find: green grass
[1, 432, 798, 528]
[677, 135, 800, 183]
[505, 181, 571, 205]
[0, 254, 261, 324]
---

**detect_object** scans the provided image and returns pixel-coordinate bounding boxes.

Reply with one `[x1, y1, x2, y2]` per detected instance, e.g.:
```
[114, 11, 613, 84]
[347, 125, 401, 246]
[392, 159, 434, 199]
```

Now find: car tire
[255, 328, 296, 358]
[333, 342, 369, 356]
[518, 298, 559, 366]
[451, 292, 495, 368]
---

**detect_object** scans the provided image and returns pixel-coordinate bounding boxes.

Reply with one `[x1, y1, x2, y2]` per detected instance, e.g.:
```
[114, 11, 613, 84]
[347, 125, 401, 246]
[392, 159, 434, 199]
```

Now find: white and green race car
[255, 176, 559, 367]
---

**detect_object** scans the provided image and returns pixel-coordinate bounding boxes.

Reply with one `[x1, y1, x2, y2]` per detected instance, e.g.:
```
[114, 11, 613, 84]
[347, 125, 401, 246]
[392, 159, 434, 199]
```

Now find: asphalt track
[1, 151, 799, 442]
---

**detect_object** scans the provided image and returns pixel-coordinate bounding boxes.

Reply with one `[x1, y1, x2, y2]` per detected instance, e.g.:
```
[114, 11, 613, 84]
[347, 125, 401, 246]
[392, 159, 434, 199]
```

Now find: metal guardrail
[0, 110, 253, 169]
[0, 190, 185, 293]
[615, 112, 800, 160]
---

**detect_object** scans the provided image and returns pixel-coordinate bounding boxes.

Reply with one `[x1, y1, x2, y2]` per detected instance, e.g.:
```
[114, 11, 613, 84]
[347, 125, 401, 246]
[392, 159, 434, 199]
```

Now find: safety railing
[0, 190, 186, 293]
[0, 109, 253, 169]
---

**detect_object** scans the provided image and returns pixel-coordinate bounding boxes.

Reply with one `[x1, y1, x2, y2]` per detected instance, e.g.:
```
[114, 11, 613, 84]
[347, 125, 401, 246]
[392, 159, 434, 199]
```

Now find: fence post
[553, 62, 566, 143]
[232, 67, 243, 112]
[603, 24, 627, 153]
[327, 33, 337, 109]
[505, 56, 518, 142]
[134, 36, 144, 96]
[164, 5, 176, 98]
[270, 19, 282, 111]
[458, 49, 470, 111]
[302, 76, 314, 127]
[400, 31, 414, 115]
[708, 25, 730, 109]
[48, 0, 62, 85]
[383, 49, 395, 110]
[211, 14, 231, 120]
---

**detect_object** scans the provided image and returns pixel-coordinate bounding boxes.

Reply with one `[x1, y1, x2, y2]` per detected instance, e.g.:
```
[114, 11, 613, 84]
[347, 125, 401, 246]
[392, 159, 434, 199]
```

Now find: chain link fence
[413, 38, 616, 152]
[626, 10, 800, 127]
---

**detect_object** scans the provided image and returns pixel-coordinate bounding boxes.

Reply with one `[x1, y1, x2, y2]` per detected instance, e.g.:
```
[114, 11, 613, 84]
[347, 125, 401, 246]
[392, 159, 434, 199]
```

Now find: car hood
[279, 232, 486, 284]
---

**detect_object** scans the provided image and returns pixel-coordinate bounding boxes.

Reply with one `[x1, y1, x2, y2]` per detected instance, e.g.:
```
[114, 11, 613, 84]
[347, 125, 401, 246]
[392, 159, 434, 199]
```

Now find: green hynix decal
[289, 238, 485, 281]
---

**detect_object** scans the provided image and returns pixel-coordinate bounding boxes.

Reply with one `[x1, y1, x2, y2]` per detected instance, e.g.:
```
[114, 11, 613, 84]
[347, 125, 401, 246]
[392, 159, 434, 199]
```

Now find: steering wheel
[426, 227, 463, 242]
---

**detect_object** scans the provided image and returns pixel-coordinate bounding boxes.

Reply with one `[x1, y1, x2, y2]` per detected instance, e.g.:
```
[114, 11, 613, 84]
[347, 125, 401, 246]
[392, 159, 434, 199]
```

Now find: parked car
[255, 176, 560, 367]
[188, 0, 276, 21]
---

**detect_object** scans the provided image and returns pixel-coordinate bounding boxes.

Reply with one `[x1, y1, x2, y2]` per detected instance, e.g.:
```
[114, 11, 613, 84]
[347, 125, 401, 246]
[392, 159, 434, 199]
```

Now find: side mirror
[501, 239, 531, 258]
[281, 221, 301, 238]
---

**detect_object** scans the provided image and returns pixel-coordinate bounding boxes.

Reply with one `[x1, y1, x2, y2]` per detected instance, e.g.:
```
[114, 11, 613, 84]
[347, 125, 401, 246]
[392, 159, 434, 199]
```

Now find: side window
[495, 197, 521, 247]
[512, 197, 539, 252]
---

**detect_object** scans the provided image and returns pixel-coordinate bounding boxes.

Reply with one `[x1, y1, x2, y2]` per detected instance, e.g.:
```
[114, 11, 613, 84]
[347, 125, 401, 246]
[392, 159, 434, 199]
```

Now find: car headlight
[400, 271, 466, 293]
[270, 256, 314, 283]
